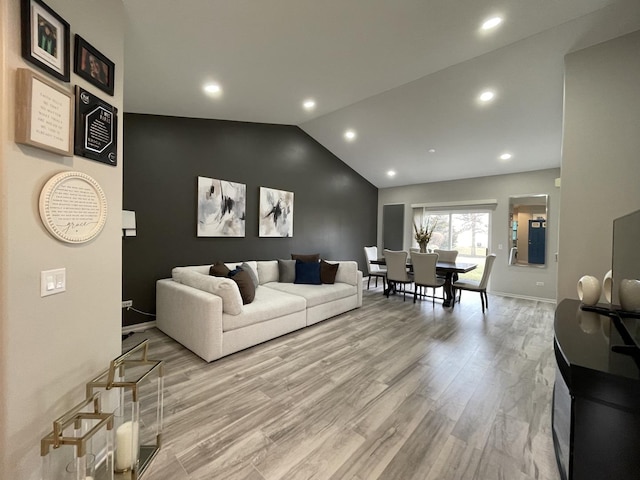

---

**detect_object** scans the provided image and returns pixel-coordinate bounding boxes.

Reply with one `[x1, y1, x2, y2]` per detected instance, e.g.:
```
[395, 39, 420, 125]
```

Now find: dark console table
[553, 299, 640, 480]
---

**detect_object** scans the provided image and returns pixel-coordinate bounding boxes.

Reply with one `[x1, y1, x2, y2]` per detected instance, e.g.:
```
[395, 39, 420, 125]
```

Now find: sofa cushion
[291, 253, 320, 263]
[222, 286, 306, 331]
[263, 282, 357, 308]
[172, 268, 243, 315]
[295, 260, 321, 285]
[257, 260, 278, 284]
[240, 262, 259, 288]
[229, 268, 256, 304]
[210, 261, 231, 277]
[278, 259, 296, 283]
[320, 260, 339, 284]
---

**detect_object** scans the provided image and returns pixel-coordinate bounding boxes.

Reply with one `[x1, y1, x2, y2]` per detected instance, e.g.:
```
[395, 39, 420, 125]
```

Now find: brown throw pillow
[320, 260, 339, 284]
[291, 253, 320, 263]
[228, 269, 255, 304]
[210, 262, 231, 277]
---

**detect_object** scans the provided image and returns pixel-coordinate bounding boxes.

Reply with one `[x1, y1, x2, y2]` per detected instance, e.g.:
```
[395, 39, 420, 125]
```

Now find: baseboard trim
[122, 320, 157, 335]
[490, 291, 556, 304]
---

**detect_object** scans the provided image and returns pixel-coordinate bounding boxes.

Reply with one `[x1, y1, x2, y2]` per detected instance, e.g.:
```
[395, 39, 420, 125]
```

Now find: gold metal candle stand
[41, 393, 115, 480]
[86, 340, 164, 480]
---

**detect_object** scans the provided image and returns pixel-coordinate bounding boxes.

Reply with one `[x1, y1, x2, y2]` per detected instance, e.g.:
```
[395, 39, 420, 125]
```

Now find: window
[413, 207, 491, 282]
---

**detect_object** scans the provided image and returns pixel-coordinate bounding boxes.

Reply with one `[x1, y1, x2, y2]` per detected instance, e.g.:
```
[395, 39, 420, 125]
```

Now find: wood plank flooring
[124, 285, 560, 480]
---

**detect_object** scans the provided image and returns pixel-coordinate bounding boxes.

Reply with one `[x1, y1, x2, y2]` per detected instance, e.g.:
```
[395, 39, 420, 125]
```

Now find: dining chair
[383, 249, 413, 300]
[452, 253, 497, 313]
[364, 246, 386, 290]
[433, 249, 458, 263]
[434, 249, 459, 281]
[411, 252, 445, 305]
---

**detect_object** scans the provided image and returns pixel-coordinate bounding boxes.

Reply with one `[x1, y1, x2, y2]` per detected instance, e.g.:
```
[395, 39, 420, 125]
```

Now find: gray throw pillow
[240, 262, 259, 289]
[277, 259, 296, 283]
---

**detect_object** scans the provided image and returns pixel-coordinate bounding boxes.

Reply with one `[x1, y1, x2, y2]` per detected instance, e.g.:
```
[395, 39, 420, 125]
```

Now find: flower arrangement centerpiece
[413, 218, 437, 253]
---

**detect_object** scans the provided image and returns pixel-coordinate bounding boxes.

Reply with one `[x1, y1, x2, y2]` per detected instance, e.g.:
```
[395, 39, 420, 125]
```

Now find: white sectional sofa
[156, 260, 362, 362]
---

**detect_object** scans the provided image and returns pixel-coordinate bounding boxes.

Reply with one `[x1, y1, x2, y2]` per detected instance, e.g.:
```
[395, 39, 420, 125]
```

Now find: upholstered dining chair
[433, 249, 458, 263]
[434, 249, 459, 281]
[364, 246, 386, 290]
[383, 249, 413, 301]
[452, 253, 497, 313]
[411, 252, 445, 305]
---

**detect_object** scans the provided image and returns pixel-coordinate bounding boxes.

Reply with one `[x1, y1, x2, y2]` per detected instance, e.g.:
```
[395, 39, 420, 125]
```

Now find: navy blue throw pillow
[228, 267, 243, 277]
[294, 259, 321, 285]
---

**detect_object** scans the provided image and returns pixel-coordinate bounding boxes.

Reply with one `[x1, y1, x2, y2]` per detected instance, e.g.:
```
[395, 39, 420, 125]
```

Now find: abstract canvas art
[197, 176, 246, 237]
[259, 187, 293, 237]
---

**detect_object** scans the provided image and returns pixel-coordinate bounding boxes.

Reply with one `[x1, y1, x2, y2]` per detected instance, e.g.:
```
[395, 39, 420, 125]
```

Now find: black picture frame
[74, 35, 115, 96]
[20, 0, 70, 82]
[74, 86, 118, 166]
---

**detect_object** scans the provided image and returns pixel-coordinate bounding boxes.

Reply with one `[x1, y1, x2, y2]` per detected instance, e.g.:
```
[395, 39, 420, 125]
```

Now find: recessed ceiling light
[428, 148, 436, 154]
[344, 129, 357, 141]
[203, 83, 222, 96]
[303, 99, 316, 111]
[499, 153, 512, 160]
[481, 16, 503, 30]
[387, 170, 396, 177]
[479, 90, 495, 102]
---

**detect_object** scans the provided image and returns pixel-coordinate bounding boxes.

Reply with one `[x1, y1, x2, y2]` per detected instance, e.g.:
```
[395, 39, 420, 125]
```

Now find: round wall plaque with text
[39, 171, 108, 243]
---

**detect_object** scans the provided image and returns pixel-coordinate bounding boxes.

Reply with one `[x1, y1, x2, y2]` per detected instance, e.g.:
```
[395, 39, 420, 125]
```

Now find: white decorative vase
[619, 279, 640, 312]
[603, 270, 613, 303]
[577, 275, 601, 306]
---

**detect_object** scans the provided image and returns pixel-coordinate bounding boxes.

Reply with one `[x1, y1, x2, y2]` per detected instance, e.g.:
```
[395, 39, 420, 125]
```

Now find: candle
[115, 421, 139, 471]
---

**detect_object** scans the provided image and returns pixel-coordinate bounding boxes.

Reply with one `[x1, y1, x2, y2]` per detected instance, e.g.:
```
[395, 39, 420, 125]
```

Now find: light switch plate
[41, 268, 66, 297]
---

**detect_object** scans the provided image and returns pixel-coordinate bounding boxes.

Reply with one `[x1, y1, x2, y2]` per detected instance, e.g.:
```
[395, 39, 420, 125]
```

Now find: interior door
[383, 204, 404, 251]
[528, 219, 546, 264]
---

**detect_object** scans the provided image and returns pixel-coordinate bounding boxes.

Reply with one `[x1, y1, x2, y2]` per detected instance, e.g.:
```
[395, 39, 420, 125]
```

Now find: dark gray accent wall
[123, 113, 378, 326]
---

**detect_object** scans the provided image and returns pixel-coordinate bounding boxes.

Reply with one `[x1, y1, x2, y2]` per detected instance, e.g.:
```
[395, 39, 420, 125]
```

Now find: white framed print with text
[39, 171, 107, 243]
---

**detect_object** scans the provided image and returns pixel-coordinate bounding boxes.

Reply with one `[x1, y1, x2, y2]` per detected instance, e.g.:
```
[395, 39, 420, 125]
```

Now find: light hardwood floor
[124, 284, 560, 480]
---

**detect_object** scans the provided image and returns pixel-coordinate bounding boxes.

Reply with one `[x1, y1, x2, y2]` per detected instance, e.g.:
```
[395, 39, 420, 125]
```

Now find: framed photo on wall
[20, 0, 70, 82]
[74, 35, 115, 96]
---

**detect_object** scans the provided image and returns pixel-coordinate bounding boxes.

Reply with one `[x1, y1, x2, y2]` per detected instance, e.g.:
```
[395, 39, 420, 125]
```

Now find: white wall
[378, 168, 560, 300]
[558, 29, 640, 302]
[0, 1, 125, 478]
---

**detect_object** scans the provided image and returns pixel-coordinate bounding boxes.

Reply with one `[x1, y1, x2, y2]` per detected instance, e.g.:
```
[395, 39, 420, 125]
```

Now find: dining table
[370, 258, 477, 307]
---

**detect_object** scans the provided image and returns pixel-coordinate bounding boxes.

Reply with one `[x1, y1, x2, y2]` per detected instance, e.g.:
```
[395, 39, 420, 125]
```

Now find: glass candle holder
[86, 340, 164, 480]
[41, 393, 114, 480]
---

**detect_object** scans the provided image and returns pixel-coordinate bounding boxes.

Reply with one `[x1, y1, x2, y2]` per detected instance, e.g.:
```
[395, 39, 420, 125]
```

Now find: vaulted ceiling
[123, 0, 640, 188]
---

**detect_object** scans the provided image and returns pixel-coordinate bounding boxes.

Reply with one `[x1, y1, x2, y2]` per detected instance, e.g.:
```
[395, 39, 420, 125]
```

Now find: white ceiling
[123, 0, 640, 188]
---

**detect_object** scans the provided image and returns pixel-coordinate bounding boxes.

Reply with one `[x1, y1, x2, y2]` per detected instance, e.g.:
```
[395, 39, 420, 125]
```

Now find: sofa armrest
[356, 270, 363, 307]
[329, 261, 362, 307]
[332, 261, 358, 286]
[156, 279, 223, 362]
